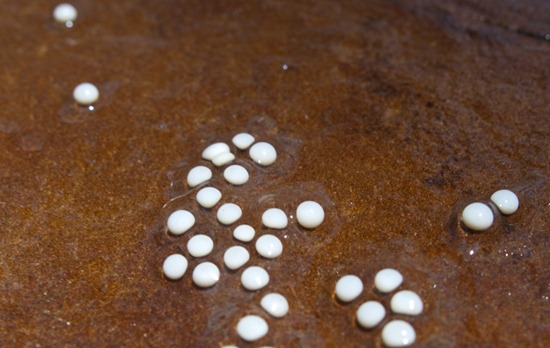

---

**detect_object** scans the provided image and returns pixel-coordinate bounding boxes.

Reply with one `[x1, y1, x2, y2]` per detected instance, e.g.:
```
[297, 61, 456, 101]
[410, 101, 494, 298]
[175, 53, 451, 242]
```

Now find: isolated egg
[461, 202, 494, 231]
[73, 83, 99, 105]
[296, 201, 325, 229]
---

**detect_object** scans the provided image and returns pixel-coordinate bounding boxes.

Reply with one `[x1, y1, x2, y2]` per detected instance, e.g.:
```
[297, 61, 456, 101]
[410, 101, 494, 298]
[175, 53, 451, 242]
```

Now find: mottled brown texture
[0, 0, 549, 347]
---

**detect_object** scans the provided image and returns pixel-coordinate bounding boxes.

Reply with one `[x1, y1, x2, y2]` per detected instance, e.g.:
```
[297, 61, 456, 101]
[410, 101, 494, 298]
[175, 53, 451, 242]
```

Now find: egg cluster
[334, 269, 424, 347]
[160, 133, 325, 344]
[461, 189, 520, 232]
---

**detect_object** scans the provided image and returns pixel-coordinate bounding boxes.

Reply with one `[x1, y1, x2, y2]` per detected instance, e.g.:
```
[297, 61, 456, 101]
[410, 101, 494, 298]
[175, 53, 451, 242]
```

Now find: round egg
[53, 3, 77, 23]
[223, 165, 249, 185]
[255, 234, 283, 259]
[261, 208, 288, 229]
[381, 320, 416, 347]
[241, 266, 269, 291]
[73, 83, 99, 106]
[461, 202, 494, 231]
[223, 246, 250, 270]
[187, 165, 212, 187]
[236, 315, 268, 342]
[192, 262, 220, 288]
[356, 301, 386, 329]
[249, 142, 277, 166]
[217, 203, 242, 225]
[162, 254, 188, 280]
[233, 224, 255, 242]
[196, 186, 222, 208]
[166, 210, 195, 235]
[335, 275, 363, 302]
[187, 234, 214, 257]
[261, 293, 289, 318]
[296, 201, 325, 229]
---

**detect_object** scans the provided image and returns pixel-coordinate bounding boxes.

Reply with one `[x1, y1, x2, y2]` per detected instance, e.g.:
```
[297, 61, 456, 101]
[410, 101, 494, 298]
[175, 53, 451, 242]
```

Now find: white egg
[223, 246, 250, 270]
[162, 254, 188, 280]
[217, 203, 242, 225]
[461, 202, 494, 231]
[261, 208, 288, 229]
[241, 266, 269, 291]
[335, 275, 363, 302]
[53, 3, 77, 23]
[196, 186, 222, 208]
[249, 142, 277, 166]
[390, 290, 423, 316]
[232, 133, 255, 150]
[255, 234, 283, 259]
[381, 320, 416, 347]
[261, 293, 289, 318]
[490, 189, 519, 215]
[236, 315, 269, 342]
[296, 201, 325, 229]
[187, 234, 214, 257]
[73, 83, 99, 106]
[166, 210, 195, 235]
[233, 224, 256, 242]
[187, 165, 212, 187]
[212, 152, 235, 167]
[202, 142, 230, 160]
[223, 165, 249, 185]
[374, 268, 403, 293]
[356, 301, 386, 329]
[192, 262, 220, 288]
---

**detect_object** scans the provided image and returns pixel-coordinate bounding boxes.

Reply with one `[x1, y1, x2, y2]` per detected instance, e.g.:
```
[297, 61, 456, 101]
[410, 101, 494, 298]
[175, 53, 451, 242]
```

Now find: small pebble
[249, 142, 277, 166]
[296, 201, 325, 229]
[187, 234, 214, 257]
[255, 234, 283, 259]
[224, 165, 249, 185]
[335, 275, 363, 302]
[212, 152, 235, 167]
[381, 320, 416, 347]
[490, 189, 519, 215]
[217, 203, 243, 225]
[241, 266, 269, 291]
[356, 301, 386, 329]
[233, 224, 256, 242]
[375, 268, 403, 293]
[261, 208, 288, 229]
[236, 315, 269, 342]
[461, 202, 494, 231]
[261, 293, 289, 318]
[187, 165, 212, 187]
[232, 133, 255, 150]
[162, 254, 188, 280]
[224, 246, 250, 270]
[53, 3, 77, 23]
[390, 290, 423, 316]
[192, 262, 220, 288]
[166, 210, 195, 235]
[196, 186, 222, 208]
[202, 142, 230, 160]
[73, 83, 99, 106]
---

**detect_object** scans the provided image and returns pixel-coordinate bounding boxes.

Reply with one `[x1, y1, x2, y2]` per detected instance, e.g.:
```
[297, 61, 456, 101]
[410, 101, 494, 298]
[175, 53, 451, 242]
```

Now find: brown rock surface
[0, 1, 549, 347]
